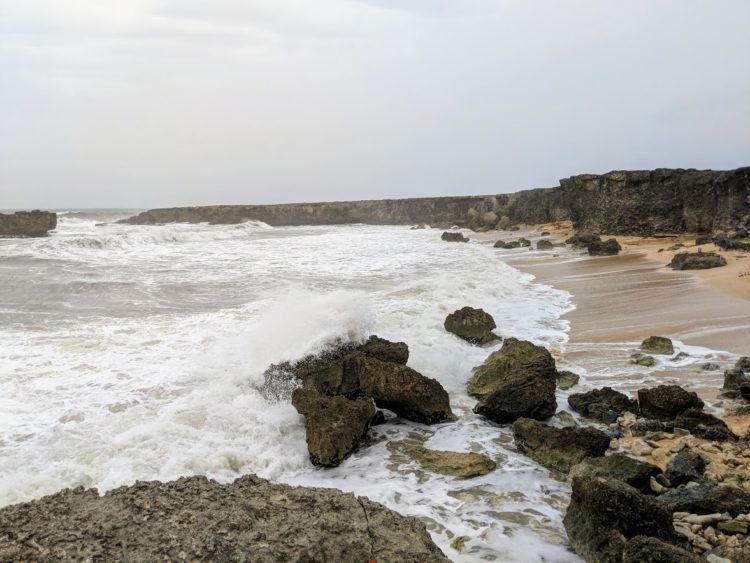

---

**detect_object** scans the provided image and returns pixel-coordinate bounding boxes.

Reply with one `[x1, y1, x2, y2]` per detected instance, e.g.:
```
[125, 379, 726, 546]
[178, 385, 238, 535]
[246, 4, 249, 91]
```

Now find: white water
[1, 212, 583, 561]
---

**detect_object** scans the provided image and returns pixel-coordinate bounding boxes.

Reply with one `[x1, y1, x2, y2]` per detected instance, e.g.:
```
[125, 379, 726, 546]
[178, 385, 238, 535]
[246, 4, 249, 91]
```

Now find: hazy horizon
[3, 1, 749, 209]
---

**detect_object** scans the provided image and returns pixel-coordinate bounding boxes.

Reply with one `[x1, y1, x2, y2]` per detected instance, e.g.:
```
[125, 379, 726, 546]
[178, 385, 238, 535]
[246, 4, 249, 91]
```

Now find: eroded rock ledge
[120, 167, 750, 235]
[0, 475, 449, 562]
[0, 210, 57, 237]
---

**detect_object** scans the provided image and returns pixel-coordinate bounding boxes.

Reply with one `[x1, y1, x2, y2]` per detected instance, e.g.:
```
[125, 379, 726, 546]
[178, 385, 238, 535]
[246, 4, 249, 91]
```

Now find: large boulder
[657, 483, 750, 517]
[473, 372, 556, 423]
[664, 448, 707, 487]
[360, 335, 409, 365]
[568, 453, 662, 494]
[441, 231, 468, 243]
[467, 338, 557, 398]
[722, 356, 750, 397]
[400, 444, 496, 479]
[566, 232, 601, 248]
[637, 385, 704, 420]
[0, 210, 57, 237]
[292, 389, 376, 467]
[511, 418, 610, 473]
[622, 536, 702, 563]
[351, 355, 454, 424]
[563, 476, 681, 563]
[536, 239, 554, 250]
[443, 306, 499, 345]
[640, 336, 674, 355]
[568, 387, 639, 423]
[518, 237, 531, 247]
[673, 408, 736, 441]
[0, 475, 449, 562]
[669, 251, 727, 270]
[556, 370, 580, 390]
[587, 238, 621, 256]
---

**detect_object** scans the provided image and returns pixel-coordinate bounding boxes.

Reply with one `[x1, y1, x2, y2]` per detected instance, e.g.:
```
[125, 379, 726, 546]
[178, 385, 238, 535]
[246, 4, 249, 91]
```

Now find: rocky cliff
[120, 167, 749, 235]
[0, 210, 57, 237]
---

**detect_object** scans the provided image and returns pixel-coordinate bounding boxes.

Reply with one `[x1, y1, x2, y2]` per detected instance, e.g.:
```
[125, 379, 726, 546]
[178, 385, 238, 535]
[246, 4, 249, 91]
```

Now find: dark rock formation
[360, 335, 409, 365]
[587, 238, 621, 256]
[568, 453, 662, 494]
[566, 232, 601, 247]
[664, 448, 707, 487]
[669, 251, 727, 270]
[351, 355, 454, 424]
[672, 408, 736, 441]
[0, 210, 57, 237]
[443, 306, 499, 345]
[536, 239, 554, 250]
[473, 371, 556, 424]
[657, 483, 750, 517]
[556, 370, 580, 390]
[291, 389, 376, 467]
[518, 237, 531, 247]
[0, 475, 449, 562]
[493, 239, 507, 248]
[622, 535, 702, 563]
[511, 418, 610, 473]
[563, 476, 680, 563]
[467, 337, 557, 398]
[441, 231, 468, 242]
[568, 387, 639, 423]
[640, 336, 675, 355]
[631, 352, 657, 367]
[722, 356, 750, 397]
[637, 385, 704, 420]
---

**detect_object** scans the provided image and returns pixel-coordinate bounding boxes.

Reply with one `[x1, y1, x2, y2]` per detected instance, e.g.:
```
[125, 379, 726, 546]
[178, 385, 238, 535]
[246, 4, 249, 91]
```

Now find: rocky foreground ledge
[0, 210, 56, 237]
[0, 475, 448, 562]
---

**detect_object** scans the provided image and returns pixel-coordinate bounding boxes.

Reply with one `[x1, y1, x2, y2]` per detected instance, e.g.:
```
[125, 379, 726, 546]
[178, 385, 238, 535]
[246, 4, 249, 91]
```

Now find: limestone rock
[441, 231, 469, 243]
[568, 387, 638, 423]
[658, 483, 750, 517]
[473, 371, 556, 424]
[443, 306, 499, 345]
[402, 444, 496, 479]
[536, 239, 554, 250]
[637, 385, 704, 420]
[640, 336, 675, 355]
[673, 409, 736, 441]
[587, 238, 621, 256]
[665, 448, 707, 486]
[556, 370, 580, 390]
[0, 475, 449, 562]
[622, 535, 702, 563]
[0, 210, 57, 237]
[511, 418, 610, 473]
[669, 251, 727, 270]
[568, 453, 662, 494]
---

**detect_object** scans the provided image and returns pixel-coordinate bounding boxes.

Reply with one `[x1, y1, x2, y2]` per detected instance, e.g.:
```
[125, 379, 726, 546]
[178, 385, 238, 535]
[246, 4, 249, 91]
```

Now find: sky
[1, 1, 749, 209]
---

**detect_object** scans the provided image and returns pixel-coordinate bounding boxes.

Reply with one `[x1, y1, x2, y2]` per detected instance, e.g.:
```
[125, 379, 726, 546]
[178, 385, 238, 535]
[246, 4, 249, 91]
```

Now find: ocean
[0, 210, 653, 561]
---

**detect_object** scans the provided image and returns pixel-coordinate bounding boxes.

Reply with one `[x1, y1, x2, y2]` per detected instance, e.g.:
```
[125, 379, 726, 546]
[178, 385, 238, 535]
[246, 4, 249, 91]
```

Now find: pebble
[630, 442, 653, 456]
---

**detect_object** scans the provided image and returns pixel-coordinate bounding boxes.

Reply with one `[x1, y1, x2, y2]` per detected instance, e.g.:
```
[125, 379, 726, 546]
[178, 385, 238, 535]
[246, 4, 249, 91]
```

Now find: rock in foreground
[0, 475, 449, 562]
[443, 306, 499, 345]
[0, 210, 57, 238]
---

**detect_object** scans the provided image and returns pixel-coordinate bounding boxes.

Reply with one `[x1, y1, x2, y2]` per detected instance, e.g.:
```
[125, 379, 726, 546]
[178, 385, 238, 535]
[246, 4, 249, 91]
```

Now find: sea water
[0, 211, 602, 561]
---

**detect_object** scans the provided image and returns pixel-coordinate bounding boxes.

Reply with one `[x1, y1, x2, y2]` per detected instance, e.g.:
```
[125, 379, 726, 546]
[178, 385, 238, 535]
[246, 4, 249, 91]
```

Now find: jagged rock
[441, 231, 469, 243]
[351, 355, 454, 424]
[640, 336, 675, 355]
[493, 239, 507, 248]
[504, 240, 521, 249]
[262, 336, 409, 400]
[566, 232, 601, 248]
[0, 210, 57, 237]
[631, 352, 657, 367]
[722, 357, 750, 396]
[637, 385, 704, 420]
[512, 418, 610, 473]
[629, 419, 673, 436]
[568, 387, 638, 423]
[468, 338, 557, 398]
[518, 237, 531, 247]
[673, 409, 736, 441]
[473, 371, 556, 424]
[556, 370, 580, 390]
[657, 483, 750, 517]
[622, 535, 702, 563]
[292, 389, 376, 467]
[400, 444, 496, 479]
[554, 411, 578, 427]
[0, 475, 449, 562]
[568, 453, 662, 494]
[443, 306, 499, 345]
[669, 251, 727, 270]
[665, 448, 707, 487]
[536, 239, 554, 250]
[563, 476, 680, 563]
[587, 238, 621, 256]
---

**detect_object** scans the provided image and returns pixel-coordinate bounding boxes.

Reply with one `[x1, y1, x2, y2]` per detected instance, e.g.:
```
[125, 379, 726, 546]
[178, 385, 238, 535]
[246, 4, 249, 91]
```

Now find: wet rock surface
[0, 475, 449, 562]
[441, 231, 469, 242]
[568, 453, 662, 494]
[640, 336, 675, 355]
[673, 409, 736, 441]
[665, 449, 708, 487]
[637, 385, 704, 421]
[443, 306, 499, 345]
[0, 210, 57, 237]
[556, 370, 580, 390]
[511, 418, 610, 473]
[587, 238, 621, 256]
[536, 239, 554, 250]
[473, 371, 556, 423]
[400, 444, 496, 479]
[568, 387, 639, 423]
[669, 251, 727, 270]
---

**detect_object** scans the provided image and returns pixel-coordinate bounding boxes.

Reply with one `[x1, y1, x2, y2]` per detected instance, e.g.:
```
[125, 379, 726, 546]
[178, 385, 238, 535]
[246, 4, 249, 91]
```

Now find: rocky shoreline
[0, 210, 57, 237]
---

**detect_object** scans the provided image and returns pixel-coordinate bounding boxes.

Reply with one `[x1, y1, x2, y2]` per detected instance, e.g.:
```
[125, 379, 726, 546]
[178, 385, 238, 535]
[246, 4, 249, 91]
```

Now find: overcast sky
[2, 1, 749, 209]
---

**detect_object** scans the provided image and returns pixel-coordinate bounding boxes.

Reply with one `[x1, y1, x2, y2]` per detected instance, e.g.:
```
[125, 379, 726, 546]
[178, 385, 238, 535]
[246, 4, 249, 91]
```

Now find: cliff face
[560, 168, 750, 235]
[0, 211, 57, 237]
[120, 167, 749, 235]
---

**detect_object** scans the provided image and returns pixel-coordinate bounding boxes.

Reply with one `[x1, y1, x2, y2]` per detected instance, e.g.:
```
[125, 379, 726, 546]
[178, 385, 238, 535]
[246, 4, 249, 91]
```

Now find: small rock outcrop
[637, 385, 704, 421]
[565, 232, 601, 248]
[672, 408, 736, 441]
[622, 535, 702, 563]
[556, 370, 580, 390]
[400, 444, 496, 479]
[568, 387, 639, 423]
[657, 484, 750, 518]
[536, 239, 554, 250]
[441, 231, 469, 242]
[640, 336, 675, 355]
[0, 475, 449, 562]
[511, 418, 610, 473]
[443, 306, 499, 345]
[722, 356, 750, 397]
[0, 210, 57, 237]
[563, 476, 680, 563]
[568, 453, 662, 494]
[587, 238, 621, 256]
[292, 389, 377, 467]
[664, 448, 707, 487]
[669, 251, 727, 270]
[518, 237, 531, 247]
